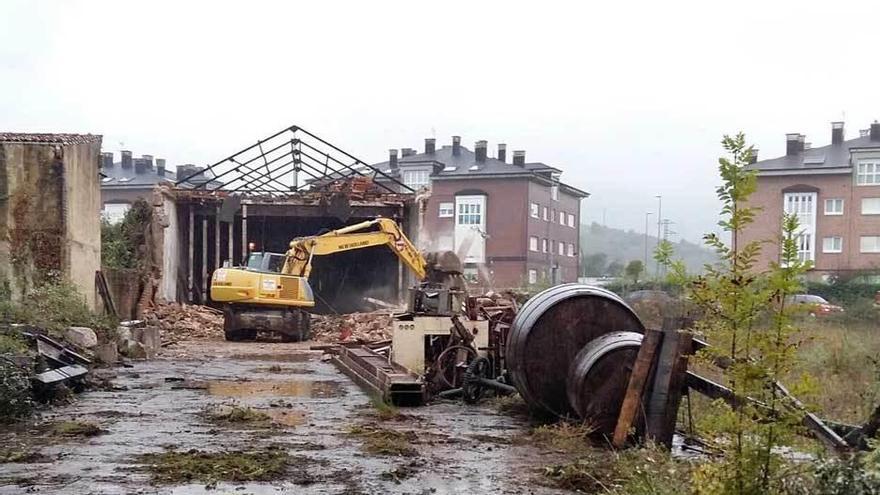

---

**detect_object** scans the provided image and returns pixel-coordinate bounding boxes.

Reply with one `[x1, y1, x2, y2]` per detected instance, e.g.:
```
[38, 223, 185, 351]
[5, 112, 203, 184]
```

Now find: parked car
[785, 294, 844, 317]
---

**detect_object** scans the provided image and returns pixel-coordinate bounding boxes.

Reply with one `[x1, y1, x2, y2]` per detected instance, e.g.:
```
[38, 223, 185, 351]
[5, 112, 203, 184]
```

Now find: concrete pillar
[241, 204, 248, 262]
[202, 217, 208, 299]
[227, 221, 233, 265]
[215, 209, 220, 269]
[188, 208, 194, 301]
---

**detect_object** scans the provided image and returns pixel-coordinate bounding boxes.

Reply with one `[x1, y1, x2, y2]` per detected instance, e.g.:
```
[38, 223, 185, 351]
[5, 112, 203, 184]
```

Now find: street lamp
[655, 195, 662, 278]
[644, 211, 653, 278]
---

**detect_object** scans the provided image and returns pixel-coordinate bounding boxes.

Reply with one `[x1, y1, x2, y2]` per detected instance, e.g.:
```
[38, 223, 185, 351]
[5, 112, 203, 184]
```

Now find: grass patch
[138, 447, 289, 487]
[346, 424, 418, 457]
[369, 395, 405, 421]
[0, 448, 47, 463]
[205, 405, 272, 426]
[517, 421, 596, 453]
[0, 332, 28, 354]
[46, 420, 104, 437]
[487, 393, 533, 417]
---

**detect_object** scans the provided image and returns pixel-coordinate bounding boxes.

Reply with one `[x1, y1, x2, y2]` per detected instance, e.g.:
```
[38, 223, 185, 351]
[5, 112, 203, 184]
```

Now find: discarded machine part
[330, 345, 425, 406]
[391, 316, 489, 379]
[566, 331, 644, 435]
[462, 356, 517, 404]
[507, 284, 644, 417]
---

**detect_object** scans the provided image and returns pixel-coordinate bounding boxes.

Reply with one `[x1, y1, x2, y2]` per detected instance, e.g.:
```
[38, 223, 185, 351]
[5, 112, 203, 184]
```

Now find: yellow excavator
[210, 217, 438, 341]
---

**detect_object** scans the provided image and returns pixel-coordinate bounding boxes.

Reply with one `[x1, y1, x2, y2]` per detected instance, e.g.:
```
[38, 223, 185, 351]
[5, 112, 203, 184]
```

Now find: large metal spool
[506, 284, 645, 418]
[566, 331, 644, 436]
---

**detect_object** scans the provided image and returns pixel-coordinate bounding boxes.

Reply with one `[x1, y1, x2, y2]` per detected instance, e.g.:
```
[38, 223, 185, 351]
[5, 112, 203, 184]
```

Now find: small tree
[625, 260, 644, 283]
[658, 133, 812, 495]
[607, 261, 625, 277]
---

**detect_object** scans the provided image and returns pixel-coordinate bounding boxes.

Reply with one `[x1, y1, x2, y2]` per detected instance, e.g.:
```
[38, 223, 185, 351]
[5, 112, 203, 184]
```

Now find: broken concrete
[92, 342, 118, 364]
[62, 327, 97, 349]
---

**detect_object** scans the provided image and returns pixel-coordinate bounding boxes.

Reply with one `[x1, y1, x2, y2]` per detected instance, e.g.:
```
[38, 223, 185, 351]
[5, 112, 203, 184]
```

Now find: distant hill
[580, 222, 718, 276]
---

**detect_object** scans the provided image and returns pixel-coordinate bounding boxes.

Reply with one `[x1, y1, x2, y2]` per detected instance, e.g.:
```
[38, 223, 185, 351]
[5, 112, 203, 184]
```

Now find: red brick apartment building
[374, 136, 589, 288]
[744, 121, 880, 280]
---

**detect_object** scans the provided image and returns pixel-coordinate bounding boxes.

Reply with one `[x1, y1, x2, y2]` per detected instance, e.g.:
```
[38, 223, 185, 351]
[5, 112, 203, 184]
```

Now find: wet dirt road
[0, 340, 567, 494]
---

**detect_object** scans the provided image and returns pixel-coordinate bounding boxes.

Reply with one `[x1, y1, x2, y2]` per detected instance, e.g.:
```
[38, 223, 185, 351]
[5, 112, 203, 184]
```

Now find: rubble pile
[143, 303, 224, 342]
[311, 311, 394, 343]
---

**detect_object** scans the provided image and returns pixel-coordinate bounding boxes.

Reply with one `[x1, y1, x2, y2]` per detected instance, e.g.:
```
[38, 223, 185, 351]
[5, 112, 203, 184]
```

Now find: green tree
[607, 261, 625, 277]
[658, 133, 813, 495]
[625, 260, 644, 283]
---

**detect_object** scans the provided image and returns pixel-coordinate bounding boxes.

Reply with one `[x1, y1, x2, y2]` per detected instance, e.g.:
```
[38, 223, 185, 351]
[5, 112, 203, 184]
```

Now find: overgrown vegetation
[0, 280, 116, 335]
[0, 359, 33, 423]
[101, 199, 152, 271]
[518, 422, 596, 453]
[204, 405, 272, 426]
[138, 447, 289, 487]
[368, 395, 404, 421]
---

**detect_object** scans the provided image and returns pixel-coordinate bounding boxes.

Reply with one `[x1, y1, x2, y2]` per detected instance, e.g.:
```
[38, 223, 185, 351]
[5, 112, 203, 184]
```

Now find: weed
[205, 405, 272, 426]
[0, 360, 33, 423]
[487, 393, 531, 417]
[0, 331, 27, 355]
[138, 447, 289, 487]
[346, 424, 418, 457]
[543, 455, 621, 493]
[266, 364, 282, 373]
[47, 420, 104, 437]
[369, 395, 403, 421]
[519, 421, 596, 453]
[0, 449, 46, 463]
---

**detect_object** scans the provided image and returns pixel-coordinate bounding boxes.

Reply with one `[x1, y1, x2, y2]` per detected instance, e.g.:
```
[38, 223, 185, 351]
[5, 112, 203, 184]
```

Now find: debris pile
[311, 311, 394, 343]
[143, 304, 224, 342]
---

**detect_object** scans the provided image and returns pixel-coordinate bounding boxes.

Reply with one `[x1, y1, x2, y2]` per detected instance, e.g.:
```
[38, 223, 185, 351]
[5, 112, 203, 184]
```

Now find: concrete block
[64, 327, 98, 349]
[124, 341, 148, 360]
[130, 326, 160, 359]
[93, 342, 119, 364]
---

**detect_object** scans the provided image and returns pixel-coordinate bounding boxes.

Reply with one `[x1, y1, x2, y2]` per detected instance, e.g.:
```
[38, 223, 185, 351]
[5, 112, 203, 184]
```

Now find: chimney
[804, 142, 812, 150]
[798, 134, 806, 152]
[749, 148, 759, 165]
[389, 149, 399, 170]
[425, 138, 435, 154]
[785, 134, 800, 156]
[452, 136, 461, 156]
[134, 158, 148, 174]
[860, 129, 870, 138]
[497, 143, 507, 162]
[142, 154, 154, 168]
[121, 150, 133, 169]
[832, 121, 845, 145]
[475, 140, 487, 162]
[401, 148, 415, 158]
[156, 158, 166, 176]
[101, 152, 114, 169]
[513, 150, 526, 166]
[872, 121, 880, 141]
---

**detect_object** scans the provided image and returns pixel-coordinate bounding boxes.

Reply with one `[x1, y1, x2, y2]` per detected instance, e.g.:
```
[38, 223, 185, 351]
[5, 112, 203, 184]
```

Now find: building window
[857, 161, 880, 185]
[822, 237, 843, 253]
[528, 269, 538, 285]
[438, 202, 454, 218]
[403, 169, 430, 189]
[542, 238, 548, 253]
[567, 243, 575, 257]
[457, 202, 482, 225]
[102, 203, 130, 224]
[862, 198, 880, 215]
[530, 202, 540, 218]
[567, 213, 576, 228]
[551, 185, 559, 201]
[542, 206, 549, 221]
[558, 242, 565, 256]
[824, 198, 844, 215]
[796, 234, 813, 262]
[558, 211, 565, 224]
[861, 236, 880, 253]
[529, 236, 539, 251]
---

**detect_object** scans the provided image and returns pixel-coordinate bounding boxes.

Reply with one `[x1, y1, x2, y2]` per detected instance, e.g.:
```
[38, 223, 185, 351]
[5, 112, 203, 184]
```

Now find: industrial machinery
[211, 217, 430, 341]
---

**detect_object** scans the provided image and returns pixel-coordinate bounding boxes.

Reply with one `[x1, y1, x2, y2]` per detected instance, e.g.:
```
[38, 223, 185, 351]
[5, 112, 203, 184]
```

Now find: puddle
[206, 380, 345, 398]
[228, 353, 315, 363]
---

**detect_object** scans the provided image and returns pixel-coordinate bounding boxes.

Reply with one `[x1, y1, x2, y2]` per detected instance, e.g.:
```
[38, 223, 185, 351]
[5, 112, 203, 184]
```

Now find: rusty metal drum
[506, 284, 644, 418]
[566, 331, 644, 435]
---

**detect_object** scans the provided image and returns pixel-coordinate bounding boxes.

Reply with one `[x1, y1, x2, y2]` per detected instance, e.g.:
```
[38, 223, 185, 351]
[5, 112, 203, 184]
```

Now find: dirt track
[0, 339, 566, 494]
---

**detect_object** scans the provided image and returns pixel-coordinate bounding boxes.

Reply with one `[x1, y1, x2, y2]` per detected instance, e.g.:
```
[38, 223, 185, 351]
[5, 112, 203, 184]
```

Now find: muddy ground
[0, 340, 569, 494]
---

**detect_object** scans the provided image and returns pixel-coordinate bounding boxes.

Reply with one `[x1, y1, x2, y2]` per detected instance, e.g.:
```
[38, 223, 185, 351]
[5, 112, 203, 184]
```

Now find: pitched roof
[375, 145, 589, 197]
[0, 133, 102, 145]
[747, 134, 880, 172]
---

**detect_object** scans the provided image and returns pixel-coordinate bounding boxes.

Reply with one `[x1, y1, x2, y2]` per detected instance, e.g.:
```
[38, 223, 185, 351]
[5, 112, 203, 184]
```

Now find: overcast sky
[3, 0, 879, 242]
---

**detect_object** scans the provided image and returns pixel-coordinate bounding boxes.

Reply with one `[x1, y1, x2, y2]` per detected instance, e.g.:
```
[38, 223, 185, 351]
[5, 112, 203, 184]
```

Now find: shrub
[0, 280, 116, 335]
[0, 359, 33, 423]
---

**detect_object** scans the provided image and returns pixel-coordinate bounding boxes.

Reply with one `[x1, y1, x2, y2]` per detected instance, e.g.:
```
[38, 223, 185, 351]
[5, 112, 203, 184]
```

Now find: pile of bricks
[143, 303, 224, 342]
[310, 311, 394, 343]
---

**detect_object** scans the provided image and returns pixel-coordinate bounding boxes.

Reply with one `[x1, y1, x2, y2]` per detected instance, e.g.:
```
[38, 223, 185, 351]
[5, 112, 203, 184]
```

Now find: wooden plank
[613, 329, 662, 447]
[661, 332, 692, 443]
[645, 330, 688, 447]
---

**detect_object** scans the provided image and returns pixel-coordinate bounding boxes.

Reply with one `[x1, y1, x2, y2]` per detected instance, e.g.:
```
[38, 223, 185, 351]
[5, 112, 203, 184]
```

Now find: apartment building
[374, 136, 588, 288]
[744, 121, 880, 279]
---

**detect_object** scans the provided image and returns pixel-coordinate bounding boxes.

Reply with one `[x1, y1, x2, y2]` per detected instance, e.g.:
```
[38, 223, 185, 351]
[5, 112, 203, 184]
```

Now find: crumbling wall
[62, 141, 102, 310]
[0, 138, 102, 310]
[0, 143, 65, 302]
[157, 187, 179, 303]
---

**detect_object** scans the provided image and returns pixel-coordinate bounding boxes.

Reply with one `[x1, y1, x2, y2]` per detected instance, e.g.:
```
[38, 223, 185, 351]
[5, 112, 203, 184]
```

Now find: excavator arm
[281, 218, 427, 280]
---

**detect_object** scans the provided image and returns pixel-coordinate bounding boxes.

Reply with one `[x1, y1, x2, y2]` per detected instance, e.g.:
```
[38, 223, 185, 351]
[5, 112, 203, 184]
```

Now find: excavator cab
[244, 252, 288, 273]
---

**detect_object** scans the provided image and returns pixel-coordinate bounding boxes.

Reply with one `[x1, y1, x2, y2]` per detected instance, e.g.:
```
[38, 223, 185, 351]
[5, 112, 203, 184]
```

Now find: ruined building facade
[0, 133, 103, 309]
